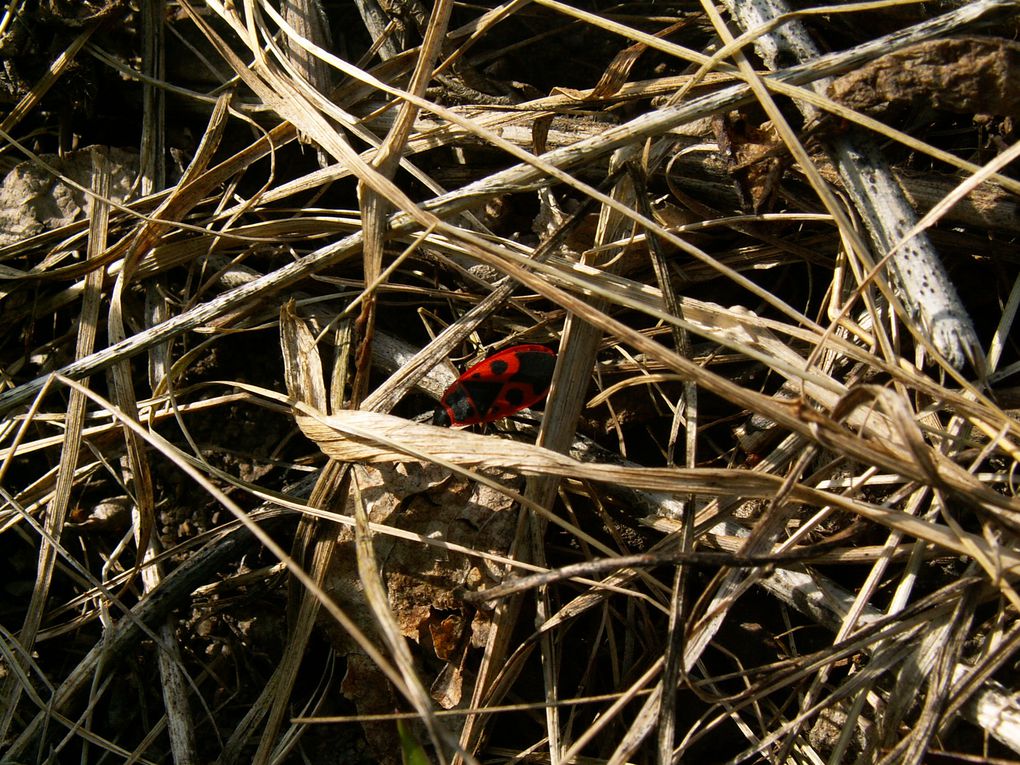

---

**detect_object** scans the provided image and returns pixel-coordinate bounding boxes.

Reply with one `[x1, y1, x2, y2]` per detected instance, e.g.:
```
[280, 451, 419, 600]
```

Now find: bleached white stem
[719, 0, 983, 369]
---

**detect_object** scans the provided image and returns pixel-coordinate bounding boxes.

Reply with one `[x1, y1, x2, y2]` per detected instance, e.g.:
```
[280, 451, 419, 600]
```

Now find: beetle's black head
[432, 407, 452, 427]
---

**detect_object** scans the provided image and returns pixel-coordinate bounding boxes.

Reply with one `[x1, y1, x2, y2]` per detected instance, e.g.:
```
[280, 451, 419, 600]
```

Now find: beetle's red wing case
[432, 344, 556, 426]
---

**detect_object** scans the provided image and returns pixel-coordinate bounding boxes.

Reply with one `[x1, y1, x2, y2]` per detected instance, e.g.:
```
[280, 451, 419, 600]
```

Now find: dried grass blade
[290, 408, 1020, 569]
[139, 0, 166, 193]
[629, 167, 698, 761]
[884, 594, 975, 764]
[0, 23, 97, 135]
[281, 301, 329, 411]
[281, 0, 334, 135]
[355, 0, 452, 402]
[0, 148, 110, 745]
[497, 155, 643, 764]
[247, 307, 340, 764]
[351, 466, 462, 762]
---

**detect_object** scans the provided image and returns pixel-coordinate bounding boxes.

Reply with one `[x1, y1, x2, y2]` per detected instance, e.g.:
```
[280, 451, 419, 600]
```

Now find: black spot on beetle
[503, 387, 526, 407]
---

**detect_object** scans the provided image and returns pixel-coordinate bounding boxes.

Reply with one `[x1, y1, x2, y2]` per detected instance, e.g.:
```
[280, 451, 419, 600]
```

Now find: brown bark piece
[829, 36, 1020, 120]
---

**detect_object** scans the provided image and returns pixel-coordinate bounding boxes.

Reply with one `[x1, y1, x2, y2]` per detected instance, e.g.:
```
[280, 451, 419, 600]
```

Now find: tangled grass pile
[1, 1, 1019, 762]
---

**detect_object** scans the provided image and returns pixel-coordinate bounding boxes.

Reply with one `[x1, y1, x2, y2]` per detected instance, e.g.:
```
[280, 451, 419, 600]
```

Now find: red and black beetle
[432, 344, 556, 427]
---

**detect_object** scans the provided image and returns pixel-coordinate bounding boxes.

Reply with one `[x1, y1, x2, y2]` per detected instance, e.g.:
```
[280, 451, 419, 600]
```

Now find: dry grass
[1, 0, 1019, 763]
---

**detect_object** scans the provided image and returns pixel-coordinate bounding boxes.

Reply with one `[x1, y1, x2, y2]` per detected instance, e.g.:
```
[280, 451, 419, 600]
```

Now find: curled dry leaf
[67, 495, 133, 531]
[324, 462, 518, 713]
[713, 111, 786, 211]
